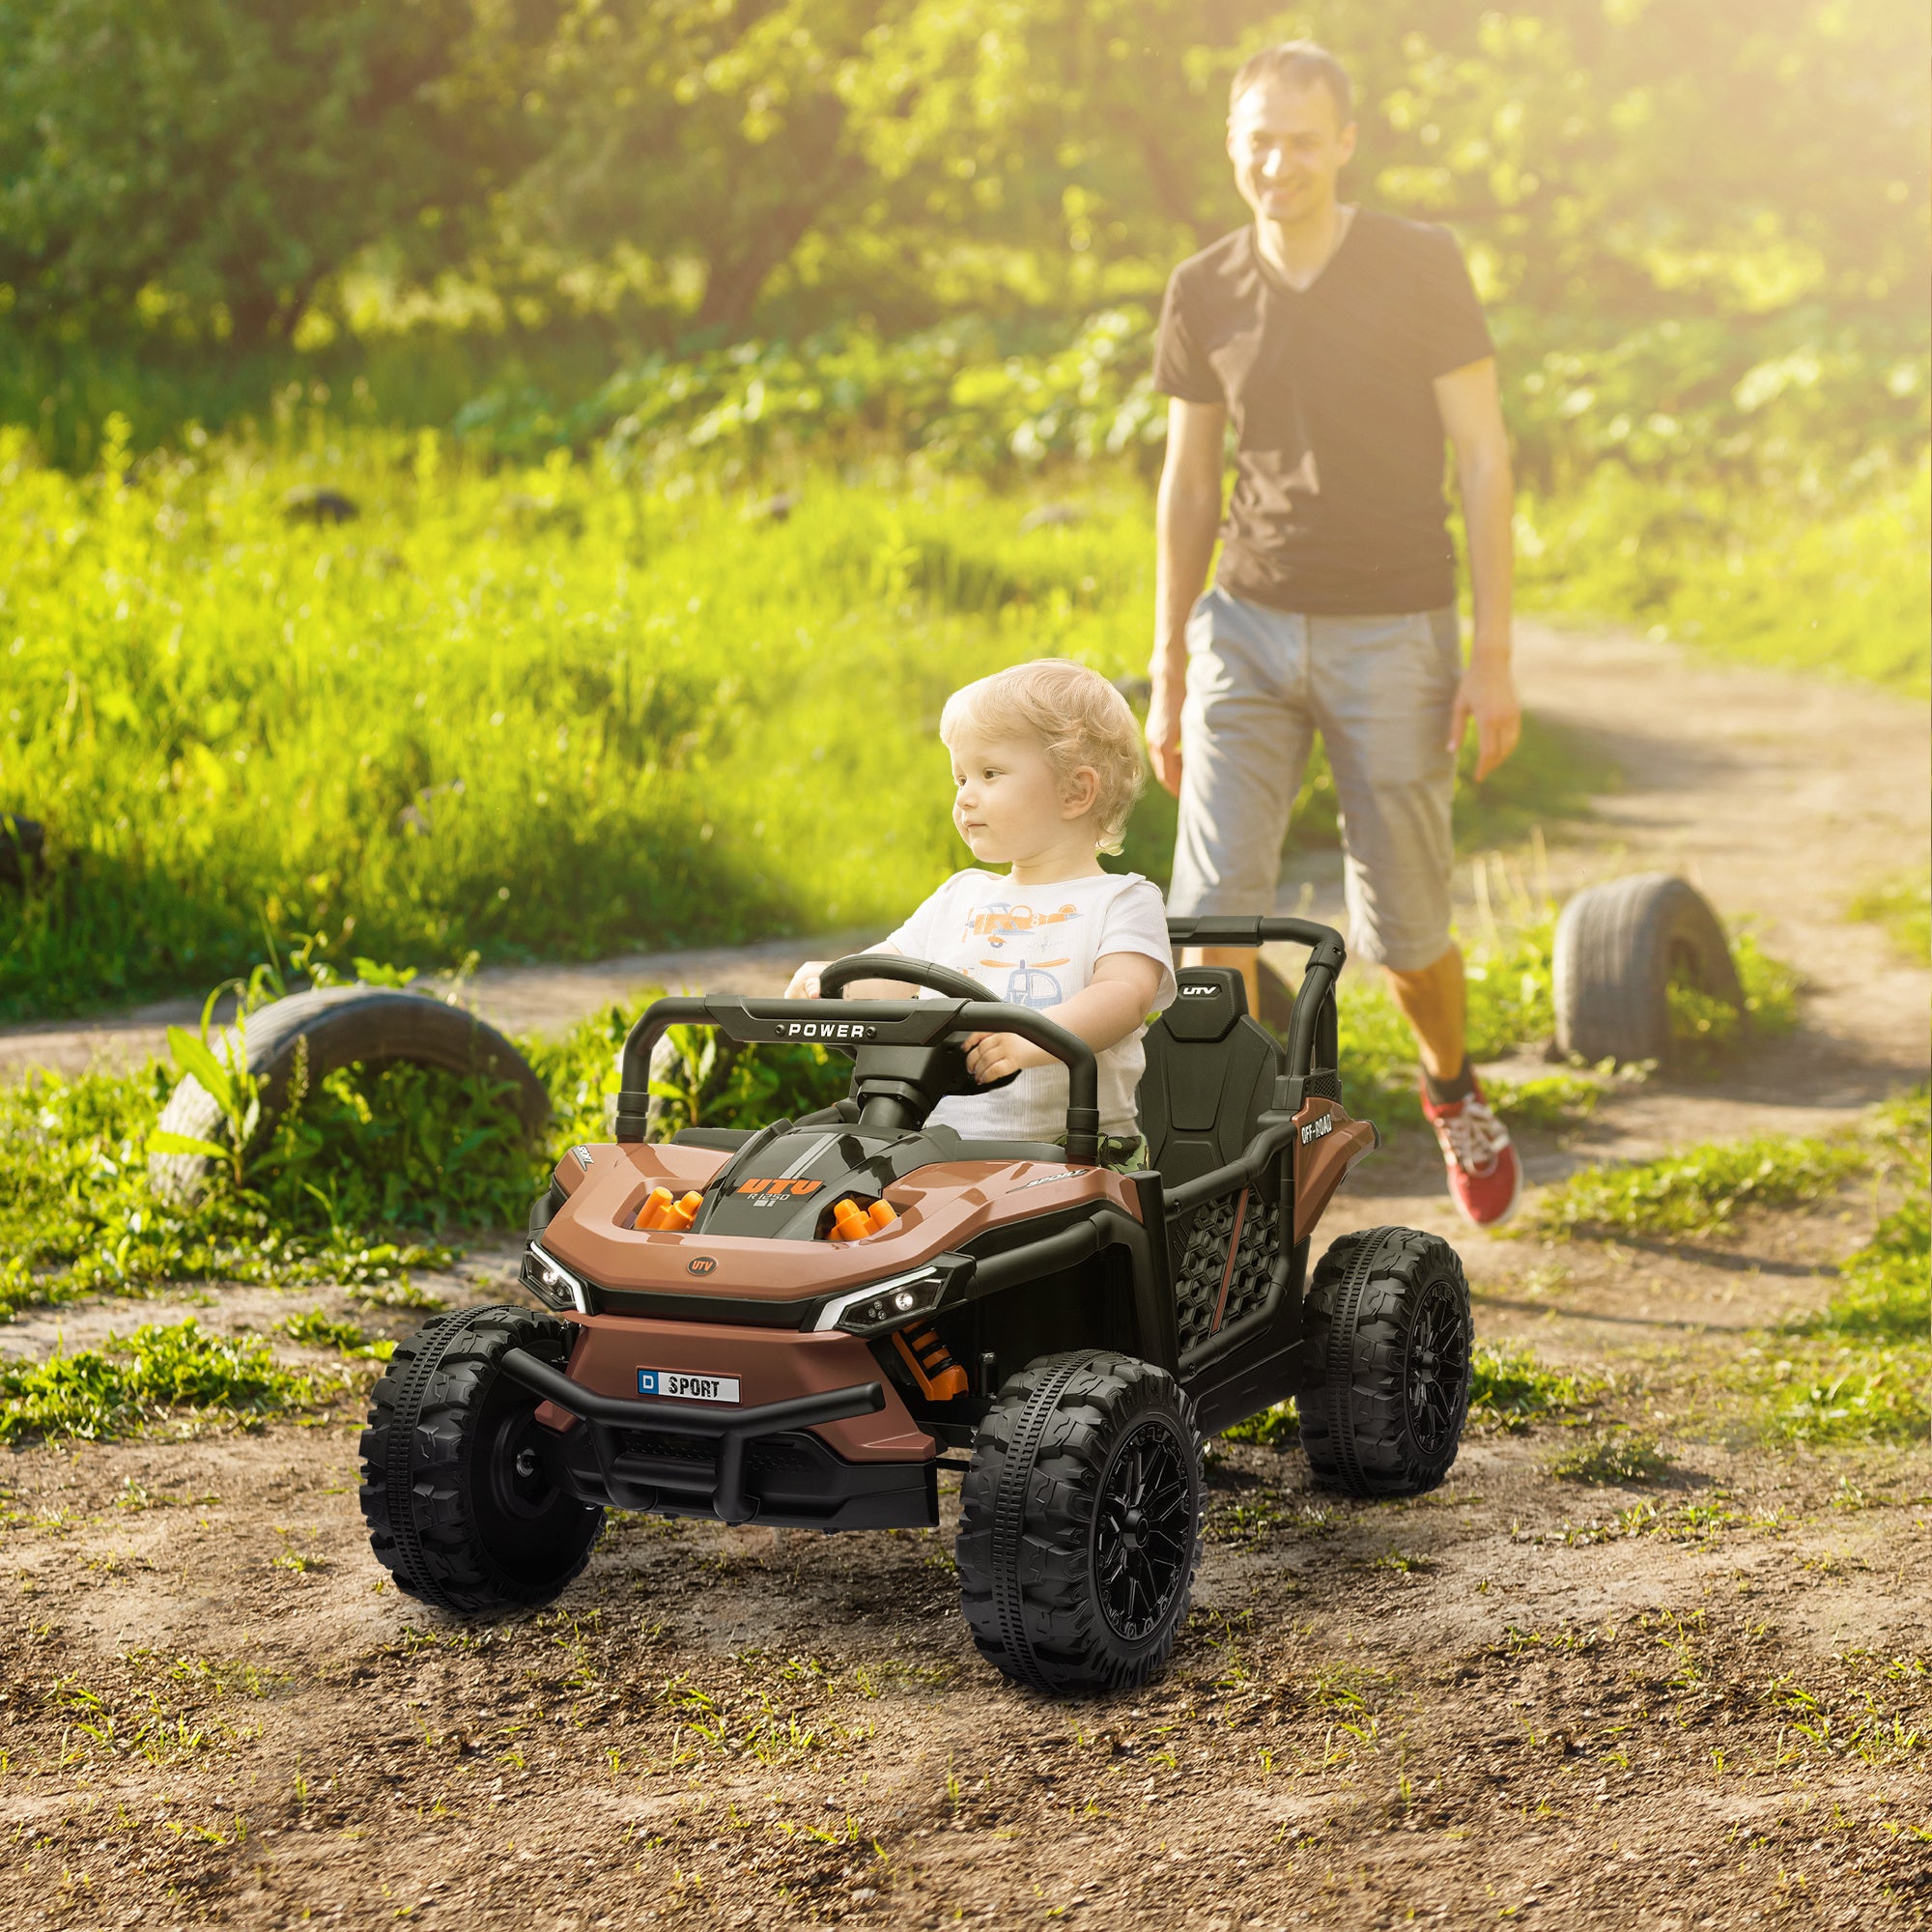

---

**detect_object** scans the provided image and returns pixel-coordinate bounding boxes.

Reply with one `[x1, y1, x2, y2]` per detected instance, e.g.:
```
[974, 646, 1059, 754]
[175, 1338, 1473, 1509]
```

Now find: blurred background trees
[0, 0, 1924, 490]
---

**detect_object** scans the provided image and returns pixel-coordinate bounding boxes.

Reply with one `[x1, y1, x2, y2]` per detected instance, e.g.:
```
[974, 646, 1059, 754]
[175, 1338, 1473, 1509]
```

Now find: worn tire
[957, 1350, 1203, 1695]
[359, 1304, 604, 1617]
[1551, 873, 1743, 1069]
[1295, 1226, 1471, 1498]
[149, 985, 551, 1202]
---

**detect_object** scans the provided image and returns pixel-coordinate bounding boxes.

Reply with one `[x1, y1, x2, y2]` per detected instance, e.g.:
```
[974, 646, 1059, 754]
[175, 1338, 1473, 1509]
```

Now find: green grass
[1467, 1342, 1602, 1434]
[1221, 1398, 1298, 1447]
[1516, 457, 1932, 697]
[1745, 1095, 1929, 1446]
[0, 1318, 335, 1443]
[1548, 1431, 1668, 1484]
[0, 986, 846, 1319]
[1848, 874, 1931, 966]
[1532, 1131, 1865, 1241]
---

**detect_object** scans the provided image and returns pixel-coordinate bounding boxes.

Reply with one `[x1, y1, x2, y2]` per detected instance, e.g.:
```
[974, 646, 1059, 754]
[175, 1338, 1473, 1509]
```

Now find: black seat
[1138, 968, 1283, 1188]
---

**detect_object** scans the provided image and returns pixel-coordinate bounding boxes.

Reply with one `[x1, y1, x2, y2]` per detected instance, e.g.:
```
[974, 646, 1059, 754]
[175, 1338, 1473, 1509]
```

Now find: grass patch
[1744, 1092, 1929, 1447]
[1848, 874, 1931, 966]
[1222, 1399, 1298, 1448]
[1548, 1431, 1669, 1485]
[1516, 459, 1931, 696]
[1666, 929, 1803, 1070]
[0, 1319, 335, 1444]
[0, 982, 845, 1317]
[1532, 1131, 1864, 1241]
[1467, 1342, 1602, 1434]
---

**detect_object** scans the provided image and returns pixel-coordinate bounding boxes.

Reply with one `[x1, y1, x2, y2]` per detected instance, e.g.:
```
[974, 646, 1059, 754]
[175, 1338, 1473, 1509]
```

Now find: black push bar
[1165, 914, 1346, 1089]
[615, 992, 1102, 1162]
[500, 1347, 886, 1526]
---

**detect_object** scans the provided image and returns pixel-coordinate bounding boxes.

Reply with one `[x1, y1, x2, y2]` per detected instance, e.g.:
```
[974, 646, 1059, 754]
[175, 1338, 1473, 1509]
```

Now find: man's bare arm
[1435, 357, 1520, 781]
[1147, 397, 1227, 797]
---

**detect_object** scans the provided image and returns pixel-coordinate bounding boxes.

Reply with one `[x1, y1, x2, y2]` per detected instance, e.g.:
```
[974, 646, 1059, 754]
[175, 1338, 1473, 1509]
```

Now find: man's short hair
[941, 659, 1147, 857]
[1228, 40, 1353, 127]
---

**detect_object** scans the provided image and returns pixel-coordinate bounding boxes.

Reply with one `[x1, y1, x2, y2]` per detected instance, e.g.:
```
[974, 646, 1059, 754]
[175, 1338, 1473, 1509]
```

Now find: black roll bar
[1164, 914, 1346, 1088]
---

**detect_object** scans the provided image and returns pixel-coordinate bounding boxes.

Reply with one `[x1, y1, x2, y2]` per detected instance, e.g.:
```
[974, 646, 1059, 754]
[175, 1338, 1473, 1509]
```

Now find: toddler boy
[786, 660, 1175, 1165]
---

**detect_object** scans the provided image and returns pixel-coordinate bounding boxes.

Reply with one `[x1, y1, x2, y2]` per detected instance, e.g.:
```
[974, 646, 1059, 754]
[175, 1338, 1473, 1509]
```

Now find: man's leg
[1384, 941, 1465, 1084]
[1170, 591, 1314, 1017]
[1311, 608, 1520, 1225]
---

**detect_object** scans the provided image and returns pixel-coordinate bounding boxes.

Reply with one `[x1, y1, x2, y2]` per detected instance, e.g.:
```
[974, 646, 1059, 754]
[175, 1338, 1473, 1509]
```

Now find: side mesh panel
[1218, 1195, 1281, 1330]
[1173, 1195, 1239, 1353]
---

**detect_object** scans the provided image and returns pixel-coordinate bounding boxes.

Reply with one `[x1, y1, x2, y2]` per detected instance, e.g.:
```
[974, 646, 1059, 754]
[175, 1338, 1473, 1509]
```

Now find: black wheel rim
[1093, 1418, 1194, 1644]
[1405, 1274, 1470, 1455]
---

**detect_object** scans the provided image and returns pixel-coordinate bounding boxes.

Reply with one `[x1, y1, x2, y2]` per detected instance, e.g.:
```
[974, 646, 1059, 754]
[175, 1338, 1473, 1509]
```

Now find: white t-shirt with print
[877, 869, 1178, 1143]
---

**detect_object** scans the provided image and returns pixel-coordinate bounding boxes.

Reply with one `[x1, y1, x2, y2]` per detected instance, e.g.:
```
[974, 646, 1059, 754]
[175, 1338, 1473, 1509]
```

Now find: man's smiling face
[1226, 76, 1356, 230]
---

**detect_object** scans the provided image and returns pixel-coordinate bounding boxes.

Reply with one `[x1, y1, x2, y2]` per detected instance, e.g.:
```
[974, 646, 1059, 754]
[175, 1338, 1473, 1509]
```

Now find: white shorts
[1169, 589, 1461, 972]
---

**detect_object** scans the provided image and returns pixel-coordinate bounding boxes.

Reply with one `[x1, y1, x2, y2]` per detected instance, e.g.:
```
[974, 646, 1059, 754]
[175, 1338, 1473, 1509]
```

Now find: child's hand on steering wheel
[962, 1031, 1052, 1085]
[783, 960, 830, 999]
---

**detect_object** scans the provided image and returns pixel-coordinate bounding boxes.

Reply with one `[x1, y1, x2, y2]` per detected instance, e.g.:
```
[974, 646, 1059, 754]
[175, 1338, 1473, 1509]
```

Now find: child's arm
[783, 945, 915, 1002]
[961, 951, 1167, 1086]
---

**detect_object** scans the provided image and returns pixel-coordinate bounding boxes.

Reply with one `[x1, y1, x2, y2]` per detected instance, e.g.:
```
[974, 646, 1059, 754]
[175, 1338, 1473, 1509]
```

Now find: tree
[0, 0, 553, 344]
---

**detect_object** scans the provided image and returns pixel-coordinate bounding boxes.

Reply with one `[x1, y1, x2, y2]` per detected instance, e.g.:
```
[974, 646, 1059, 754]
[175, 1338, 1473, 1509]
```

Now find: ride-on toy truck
[360, 917, 1473, 1693]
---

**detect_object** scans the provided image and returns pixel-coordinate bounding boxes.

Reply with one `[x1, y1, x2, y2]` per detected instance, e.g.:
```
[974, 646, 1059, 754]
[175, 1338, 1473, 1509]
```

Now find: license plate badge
[637, 1368, 740, 1404]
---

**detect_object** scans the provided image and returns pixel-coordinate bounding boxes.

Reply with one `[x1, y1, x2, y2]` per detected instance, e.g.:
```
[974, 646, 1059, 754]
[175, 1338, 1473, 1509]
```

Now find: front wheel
[359, 1304, 605, 1616]
[956, 1351, 1203, 1695]
[1295, 1226, 1472, 1497]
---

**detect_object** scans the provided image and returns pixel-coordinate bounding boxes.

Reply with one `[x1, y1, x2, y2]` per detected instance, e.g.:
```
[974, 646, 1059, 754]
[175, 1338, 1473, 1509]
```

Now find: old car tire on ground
[957, 1350, 1204, 1695]
[359, 1304, 604, 1617]
[1295, 1226, 1472, 1499]
[1551, 872, 1744, 1069]
[148, 984, 551, 1201]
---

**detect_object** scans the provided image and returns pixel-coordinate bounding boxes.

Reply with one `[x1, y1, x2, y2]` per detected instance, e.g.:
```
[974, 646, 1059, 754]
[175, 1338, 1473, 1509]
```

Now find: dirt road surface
[3, 621, 1928, 1928]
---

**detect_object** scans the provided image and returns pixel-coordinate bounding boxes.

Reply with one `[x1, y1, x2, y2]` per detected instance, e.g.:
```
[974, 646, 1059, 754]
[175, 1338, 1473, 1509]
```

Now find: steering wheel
[814, 954, 1022, 1094]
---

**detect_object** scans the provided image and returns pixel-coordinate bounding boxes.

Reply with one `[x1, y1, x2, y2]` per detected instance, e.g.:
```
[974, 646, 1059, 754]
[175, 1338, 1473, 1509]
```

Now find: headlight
[816, 1263, 962, 1337]
[523, 1242, 592, 1315]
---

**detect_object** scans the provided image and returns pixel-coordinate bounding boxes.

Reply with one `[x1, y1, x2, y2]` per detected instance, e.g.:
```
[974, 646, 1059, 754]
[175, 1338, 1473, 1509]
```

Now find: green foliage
[1666, 929, 1803, 1070]
[1467, 1342, 1599, 1434]
[1548, 1431, 1667, 1485]
[1849, 874, 1932, 965]
[1518, 461, 1932, 697]
[1534, 1131, 1865, 1242]
[281, 1308, 377, 1353]
[0, 0, 543, 346]
[0, 1319, 332, 1443]
[0, 974, 861, 1318]
[1221, 1398, 1298, 1447]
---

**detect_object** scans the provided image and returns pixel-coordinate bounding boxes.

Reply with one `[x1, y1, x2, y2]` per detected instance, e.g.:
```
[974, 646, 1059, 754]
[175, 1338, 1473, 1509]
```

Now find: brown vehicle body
[505, 920, 1375, 1533]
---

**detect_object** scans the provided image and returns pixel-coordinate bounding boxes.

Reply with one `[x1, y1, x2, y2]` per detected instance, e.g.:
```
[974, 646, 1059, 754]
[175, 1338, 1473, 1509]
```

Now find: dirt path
[2, 621, 1928, 1930]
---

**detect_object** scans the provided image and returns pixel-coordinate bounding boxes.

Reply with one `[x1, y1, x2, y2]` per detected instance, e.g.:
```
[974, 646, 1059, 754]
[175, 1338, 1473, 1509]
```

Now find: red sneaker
[1419, 1072, 1522, 1228]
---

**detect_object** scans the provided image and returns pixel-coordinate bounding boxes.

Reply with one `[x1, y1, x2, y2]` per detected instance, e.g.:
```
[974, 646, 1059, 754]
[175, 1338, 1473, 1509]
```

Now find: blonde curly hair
[940, 659, 1146, 857]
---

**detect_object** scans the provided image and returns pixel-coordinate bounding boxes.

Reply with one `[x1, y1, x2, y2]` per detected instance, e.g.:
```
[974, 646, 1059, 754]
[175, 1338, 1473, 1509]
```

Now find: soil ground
[2, 621, 1928, 1928]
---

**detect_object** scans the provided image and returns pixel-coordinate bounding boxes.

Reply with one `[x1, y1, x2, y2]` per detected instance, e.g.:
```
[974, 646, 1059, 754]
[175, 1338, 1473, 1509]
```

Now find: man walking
[1146, 40, 1524, 1226]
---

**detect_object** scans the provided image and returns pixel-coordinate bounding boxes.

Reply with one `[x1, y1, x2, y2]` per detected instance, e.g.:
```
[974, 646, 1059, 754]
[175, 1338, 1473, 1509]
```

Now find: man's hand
[962, 1031, 1052, 1085]
[783, 960, 830, 999]
[1447, 652, 1521, 781]
[1146, 679, 1184, 797]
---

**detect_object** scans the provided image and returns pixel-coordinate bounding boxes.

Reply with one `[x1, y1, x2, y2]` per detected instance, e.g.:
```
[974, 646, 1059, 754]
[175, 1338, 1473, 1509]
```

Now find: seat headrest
[1161, 967, 1248, 1042]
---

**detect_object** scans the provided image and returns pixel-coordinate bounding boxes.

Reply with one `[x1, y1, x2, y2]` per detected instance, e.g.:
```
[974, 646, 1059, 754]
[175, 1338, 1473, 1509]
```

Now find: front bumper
[502, 1346, 919, 1527]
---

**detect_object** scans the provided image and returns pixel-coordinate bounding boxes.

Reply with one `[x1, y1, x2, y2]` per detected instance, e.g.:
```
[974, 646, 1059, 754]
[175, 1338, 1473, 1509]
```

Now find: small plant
[0, 1319, 333, 1444]
[1548, 1432, 1669, 1485]
[1467, 1342, 1600, 1433]
[1533, 1129, 1863, 1239]
[1848, 874, 1931, 965]
[1222, 1398, 1297, 1447]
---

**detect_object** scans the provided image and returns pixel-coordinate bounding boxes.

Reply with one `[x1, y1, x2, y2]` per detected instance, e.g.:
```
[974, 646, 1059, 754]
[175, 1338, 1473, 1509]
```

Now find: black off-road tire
[150, 985, 551, 1203]
[1295, 1227, 1472, 1498]
[1551, 872, 1744, 1069]
[956, 1351, 1203, 1695]
[359, 1304, 604, 1617]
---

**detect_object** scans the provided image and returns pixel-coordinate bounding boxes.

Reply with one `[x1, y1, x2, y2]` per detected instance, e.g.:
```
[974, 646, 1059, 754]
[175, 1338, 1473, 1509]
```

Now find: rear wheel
[359, 1304, 604, 1616]
[1295, 1226, 1471, 1497]
[956, 1351, 1203, 1695]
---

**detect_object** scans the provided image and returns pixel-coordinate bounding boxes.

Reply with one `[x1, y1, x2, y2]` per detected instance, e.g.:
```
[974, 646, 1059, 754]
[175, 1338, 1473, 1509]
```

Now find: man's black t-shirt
[1152, 212, 1493, 616]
